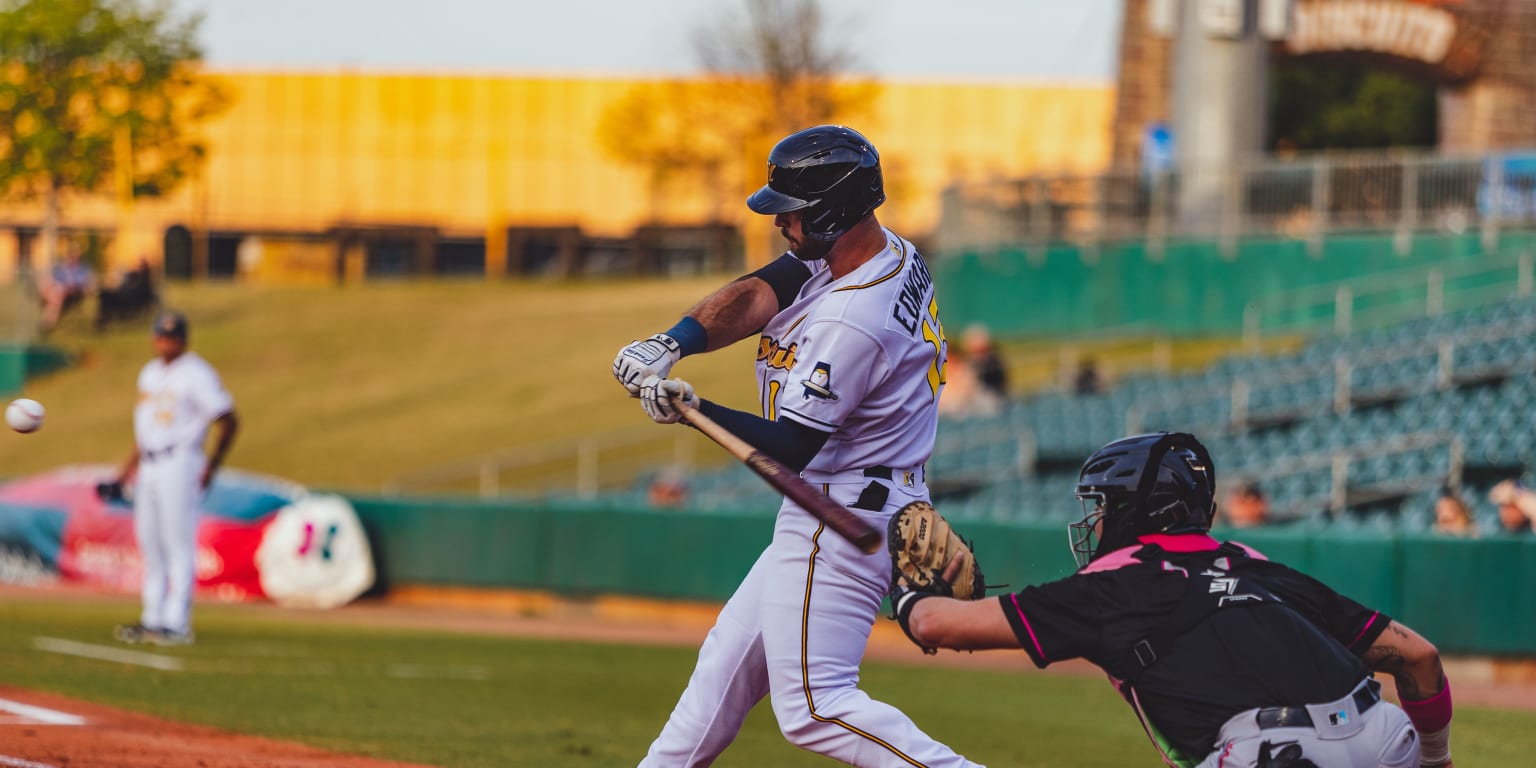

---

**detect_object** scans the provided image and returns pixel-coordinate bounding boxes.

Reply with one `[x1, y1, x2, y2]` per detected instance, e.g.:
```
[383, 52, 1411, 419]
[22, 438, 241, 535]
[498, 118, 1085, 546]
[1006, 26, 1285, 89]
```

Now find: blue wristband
[666, 316, 708, 357]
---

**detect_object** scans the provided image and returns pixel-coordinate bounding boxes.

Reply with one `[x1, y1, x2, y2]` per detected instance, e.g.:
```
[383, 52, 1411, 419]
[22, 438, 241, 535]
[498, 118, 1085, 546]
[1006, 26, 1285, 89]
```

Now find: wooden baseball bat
[675, 400, 883, 554]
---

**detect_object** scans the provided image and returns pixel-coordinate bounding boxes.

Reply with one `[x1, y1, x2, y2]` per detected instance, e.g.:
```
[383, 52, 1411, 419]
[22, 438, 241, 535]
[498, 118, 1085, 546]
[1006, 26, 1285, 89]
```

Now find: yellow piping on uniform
[833, 238, 907, 292]
[799, 519, 931, 767]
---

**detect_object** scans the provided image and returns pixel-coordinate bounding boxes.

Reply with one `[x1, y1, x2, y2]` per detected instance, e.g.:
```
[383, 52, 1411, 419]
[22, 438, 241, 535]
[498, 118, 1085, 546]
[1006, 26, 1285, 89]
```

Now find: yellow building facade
[2, 71, 1113, 282]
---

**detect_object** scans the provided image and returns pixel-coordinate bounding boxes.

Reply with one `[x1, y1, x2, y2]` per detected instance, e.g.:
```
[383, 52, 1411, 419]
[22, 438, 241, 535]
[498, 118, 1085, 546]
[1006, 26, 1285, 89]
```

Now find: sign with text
[1282, 0, 1502, 82]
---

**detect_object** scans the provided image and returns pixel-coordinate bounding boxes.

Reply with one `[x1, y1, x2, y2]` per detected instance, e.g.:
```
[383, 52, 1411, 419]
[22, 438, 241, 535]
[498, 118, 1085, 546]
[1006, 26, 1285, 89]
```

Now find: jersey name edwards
[890, 254, 935, 336]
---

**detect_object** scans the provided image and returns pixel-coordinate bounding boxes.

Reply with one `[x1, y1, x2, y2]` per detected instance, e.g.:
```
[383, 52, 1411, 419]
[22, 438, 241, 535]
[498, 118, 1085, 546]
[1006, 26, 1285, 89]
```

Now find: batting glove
[640, 375, 696, 424]
[613, 334, 682, 397]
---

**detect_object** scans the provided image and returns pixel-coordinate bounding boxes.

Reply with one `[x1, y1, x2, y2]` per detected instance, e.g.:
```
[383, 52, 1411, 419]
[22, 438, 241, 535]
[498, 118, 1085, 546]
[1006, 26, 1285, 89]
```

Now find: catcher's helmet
[747, 125, 885, 241]
[1069, 432, 1216, 567]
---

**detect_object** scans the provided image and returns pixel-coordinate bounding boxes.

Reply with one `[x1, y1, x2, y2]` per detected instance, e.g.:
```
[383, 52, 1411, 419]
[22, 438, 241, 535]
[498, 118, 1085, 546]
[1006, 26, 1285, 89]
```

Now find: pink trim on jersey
[1007, 593, 1048, 660]
[1140, 533, 1220, 551]
[1078, 547, 1145, 573]
[1349, 612, 1382, 648]
[1079, 533, 1272, 574]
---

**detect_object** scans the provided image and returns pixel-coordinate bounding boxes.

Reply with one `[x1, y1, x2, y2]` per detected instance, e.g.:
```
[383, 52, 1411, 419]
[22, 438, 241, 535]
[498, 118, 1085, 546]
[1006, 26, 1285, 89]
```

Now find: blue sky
[174, 0, 1122, 81]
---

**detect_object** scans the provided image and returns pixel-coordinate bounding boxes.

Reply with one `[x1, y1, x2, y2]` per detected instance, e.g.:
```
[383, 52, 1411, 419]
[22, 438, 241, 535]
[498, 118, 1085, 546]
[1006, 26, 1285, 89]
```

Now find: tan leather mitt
[886, 501, 985, 601]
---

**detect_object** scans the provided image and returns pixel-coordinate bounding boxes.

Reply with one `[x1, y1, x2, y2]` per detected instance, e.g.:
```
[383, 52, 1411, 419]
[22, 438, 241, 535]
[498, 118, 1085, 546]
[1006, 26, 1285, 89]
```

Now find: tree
[598, 0, 878, 225]
[1269, 60, 1438, 151]
[0, 0, 228, 268]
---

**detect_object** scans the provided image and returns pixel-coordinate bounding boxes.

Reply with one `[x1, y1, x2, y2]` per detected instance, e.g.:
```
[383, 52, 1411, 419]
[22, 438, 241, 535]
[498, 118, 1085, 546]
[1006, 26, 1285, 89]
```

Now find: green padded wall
[347, 496, 1536, 656]
[935, 231, 1536, 336]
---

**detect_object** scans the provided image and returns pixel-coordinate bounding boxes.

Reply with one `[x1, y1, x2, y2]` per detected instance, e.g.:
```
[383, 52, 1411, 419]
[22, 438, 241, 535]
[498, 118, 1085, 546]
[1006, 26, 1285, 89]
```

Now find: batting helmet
[747, 125, 885, 241]
[1069, 432, 1216, 567]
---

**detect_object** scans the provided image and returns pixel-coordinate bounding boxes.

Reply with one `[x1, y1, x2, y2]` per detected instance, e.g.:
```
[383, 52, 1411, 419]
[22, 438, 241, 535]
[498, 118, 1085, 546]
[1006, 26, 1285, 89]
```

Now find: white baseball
[6, 398, 45, 433]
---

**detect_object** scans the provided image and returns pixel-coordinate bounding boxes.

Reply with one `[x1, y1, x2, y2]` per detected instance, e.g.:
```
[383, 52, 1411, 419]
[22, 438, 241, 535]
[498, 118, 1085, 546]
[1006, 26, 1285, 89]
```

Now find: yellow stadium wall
[6, 71, 1113, 279]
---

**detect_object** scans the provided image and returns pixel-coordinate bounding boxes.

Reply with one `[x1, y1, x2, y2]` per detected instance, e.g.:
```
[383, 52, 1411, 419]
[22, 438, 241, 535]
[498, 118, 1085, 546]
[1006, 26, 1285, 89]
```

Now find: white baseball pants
[133, 449, 204, 634]
[1196, 686, 1419, 768]
[640, 474, 983, 767]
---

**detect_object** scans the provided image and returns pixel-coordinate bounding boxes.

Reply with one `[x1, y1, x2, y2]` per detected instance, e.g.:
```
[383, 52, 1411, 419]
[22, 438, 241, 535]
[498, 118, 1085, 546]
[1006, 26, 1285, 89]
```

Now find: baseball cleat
[149, 629, 195, 646]
[113, 624, 157, 644]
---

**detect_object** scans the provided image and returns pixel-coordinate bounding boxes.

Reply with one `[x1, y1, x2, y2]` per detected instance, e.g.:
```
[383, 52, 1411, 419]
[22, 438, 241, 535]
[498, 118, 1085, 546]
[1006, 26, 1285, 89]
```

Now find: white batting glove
[639, 375, 696, 424]
[613, 334, 682, 397]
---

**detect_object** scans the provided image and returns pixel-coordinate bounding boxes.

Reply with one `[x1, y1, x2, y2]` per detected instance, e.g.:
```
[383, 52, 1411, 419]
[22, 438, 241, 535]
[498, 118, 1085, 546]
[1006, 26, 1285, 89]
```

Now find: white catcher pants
[1195, 682, 1419, 768]
[133, 449, 204, 634]
[640, 474, 983, 767]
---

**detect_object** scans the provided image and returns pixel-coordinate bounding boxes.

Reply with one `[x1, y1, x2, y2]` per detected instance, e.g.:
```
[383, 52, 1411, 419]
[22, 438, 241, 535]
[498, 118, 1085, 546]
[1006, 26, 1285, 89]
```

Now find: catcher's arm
[895, 573, 1020, 653]
[1361, 620, 1452, 767]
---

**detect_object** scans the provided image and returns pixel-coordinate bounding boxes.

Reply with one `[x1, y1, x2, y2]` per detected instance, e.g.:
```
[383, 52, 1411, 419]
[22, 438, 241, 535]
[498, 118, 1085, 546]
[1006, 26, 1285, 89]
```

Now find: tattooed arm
[1362, 620, 1452, 767]
[1362, 620, 1444, 699]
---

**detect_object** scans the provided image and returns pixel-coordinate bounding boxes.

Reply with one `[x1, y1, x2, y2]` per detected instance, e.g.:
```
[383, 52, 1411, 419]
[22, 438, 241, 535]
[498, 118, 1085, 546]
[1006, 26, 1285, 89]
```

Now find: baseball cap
[151, 309, 188, 339]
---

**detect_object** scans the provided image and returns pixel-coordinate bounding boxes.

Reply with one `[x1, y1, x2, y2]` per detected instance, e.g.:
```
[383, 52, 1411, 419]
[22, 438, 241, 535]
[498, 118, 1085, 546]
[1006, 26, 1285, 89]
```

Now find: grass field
[2, 591, 1534, 767]
[2, 279, 1289, 496]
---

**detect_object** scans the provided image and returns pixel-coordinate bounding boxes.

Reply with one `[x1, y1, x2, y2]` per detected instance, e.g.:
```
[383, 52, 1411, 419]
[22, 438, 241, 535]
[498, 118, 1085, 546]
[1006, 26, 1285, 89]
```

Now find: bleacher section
[648, 293, 1536, 536]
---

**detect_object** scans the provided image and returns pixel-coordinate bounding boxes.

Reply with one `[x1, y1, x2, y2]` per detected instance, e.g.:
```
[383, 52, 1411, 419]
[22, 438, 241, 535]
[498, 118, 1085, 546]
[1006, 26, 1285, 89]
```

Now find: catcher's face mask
[1069, 494, 1106, 569]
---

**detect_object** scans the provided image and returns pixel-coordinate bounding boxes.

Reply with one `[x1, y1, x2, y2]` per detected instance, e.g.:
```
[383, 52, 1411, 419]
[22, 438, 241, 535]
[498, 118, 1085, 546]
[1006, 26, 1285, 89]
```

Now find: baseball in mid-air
[6, 398, 45, 433]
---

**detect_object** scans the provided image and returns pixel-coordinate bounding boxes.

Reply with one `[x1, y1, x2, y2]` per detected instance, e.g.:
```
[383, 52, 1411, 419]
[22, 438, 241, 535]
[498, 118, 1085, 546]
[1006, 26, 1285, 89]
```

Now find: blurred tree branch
[0, 0, 230, 265]
[599, 0, 879, 224]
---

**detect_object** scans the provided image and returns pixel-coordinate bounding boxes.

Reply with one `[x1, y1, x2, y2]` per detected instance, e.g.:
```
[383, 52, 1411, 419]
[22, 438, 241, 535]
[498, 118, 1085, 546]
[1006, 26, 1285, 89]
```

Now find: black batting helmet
[1069, 432, 1216, 567]
[746, 125, 885, 241]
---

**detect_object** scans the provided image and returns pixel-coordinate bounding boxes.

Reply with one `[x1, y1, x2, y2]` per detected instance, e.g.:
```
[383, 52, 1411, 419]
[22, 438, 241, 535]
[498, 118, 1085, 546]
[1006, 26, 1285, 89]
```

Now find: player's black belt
[1255, 679, 1380, 730]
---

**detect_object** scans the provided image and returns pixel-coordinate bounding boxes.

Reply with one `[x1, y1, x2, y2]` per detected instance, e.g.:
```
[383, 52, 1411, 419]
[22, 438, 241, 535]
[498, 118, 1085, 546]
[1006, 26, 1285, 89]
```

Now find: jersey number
[922, 296, 947, 396]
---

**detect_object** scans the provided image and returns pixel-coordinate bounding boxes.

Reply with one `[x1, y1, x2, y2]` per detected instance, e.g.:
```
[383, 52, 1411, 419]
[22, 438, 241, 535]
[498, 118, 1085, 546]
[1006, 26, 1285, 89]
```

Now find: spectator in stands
[1488, 479, 1536, 535]
[38, 239, 94, 334]
[962, 324, 1008, 401]
[1073, 357, 1103, 396]
[97, 257, 160, 331]
[647, 465, 690, 509]
[1432, 486, 1477, 537]
[938, 337, 1002, 419]
[1221, 481, 1270, 528]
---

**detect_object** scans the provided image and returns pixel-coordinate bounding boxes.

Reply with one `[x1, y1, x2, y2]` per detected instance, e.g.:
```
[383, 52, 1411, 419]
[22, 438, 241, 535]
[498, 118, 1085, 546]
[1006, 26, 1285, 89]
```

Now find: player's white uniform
[643, 230, 981, 767]
[132, 351, 233, 636]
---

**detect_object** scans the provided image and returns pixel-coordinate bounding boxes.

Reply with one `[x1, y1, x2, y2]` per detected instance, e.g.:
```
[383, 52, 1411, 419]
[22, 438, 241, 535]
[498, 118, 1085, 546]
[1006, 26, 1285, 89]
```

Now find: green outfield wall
[348, 496, 1536, 656]
[935, 230, 1536, 335]
[0, 345, 70, 395]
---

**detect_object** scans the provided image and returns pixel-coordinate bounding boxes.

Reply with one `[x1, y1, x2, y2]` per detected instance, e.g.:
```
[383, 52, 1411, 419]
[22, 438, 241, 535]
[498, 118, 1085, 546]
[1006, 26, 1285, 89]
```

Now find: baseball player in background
[892, 432, 1453, 768]
[109, 310, 239, 646]
[612, 125, 981, 766]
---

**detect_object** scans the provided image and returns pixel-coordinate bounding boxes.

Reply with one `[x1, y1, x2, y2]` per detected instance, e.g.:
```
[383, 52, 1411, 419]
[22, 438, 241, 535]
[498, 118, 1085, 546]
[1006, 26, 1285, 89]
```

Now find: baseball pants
[133, 450, 204, 635]
[640, 472, 982, 767]
[1197, 681, 1419, 768]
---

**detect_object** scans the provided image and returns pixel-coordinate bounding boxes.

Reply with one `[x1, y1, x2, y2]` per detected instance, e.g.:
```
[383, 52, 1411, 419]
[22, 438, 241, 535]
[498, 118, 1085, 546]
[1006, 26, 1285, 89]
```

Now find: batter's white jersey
[134, 352, 234, 454]
[757, 228, 944, 475]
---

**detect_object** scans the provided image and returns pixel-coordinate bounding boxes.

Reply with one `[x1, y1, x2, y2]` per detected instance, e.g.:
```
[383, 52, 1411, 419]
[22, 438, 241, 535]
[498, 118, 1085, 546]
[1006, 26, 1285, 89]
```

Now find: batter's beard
[786, 232, 834, 262]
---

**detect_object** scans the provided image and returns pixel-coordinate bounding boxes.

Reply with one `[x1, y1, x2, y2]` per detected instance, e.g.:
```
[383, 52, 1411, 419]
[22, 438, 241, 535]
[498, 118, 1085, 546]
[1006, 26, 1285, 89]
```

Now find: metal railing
[1223, 432, 1464, 522]
[936, 149, 1536, 255]
[1241, 250, 1535, 346]
[1131, 296, 1536, 438]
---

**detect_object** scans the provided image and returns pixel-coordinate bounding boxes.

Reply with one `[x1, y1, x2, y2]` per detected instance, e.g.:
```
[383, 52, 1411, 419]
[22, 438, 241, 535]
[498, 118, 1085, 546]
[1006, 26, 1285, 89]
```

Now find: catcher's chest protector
[1116, 543, 1283, 686]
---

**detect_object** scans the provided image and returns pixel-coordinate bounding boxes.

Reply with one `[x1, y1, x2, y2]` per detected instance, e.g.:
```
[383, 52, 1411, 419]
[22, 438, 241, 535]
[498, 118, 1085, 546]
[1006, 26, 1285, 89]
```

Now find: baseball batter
[613, 126, 980, 766]
[892, 432, 1454, 768]
[110, 310, 239, 646]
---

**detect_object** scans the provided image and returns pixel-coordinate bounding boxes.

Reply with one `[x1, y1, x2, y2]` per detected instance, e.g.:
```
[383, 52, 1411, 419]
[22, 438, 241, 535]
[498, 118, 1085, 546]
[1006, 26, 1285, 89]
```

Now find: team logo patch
[801, 362, 838, 400]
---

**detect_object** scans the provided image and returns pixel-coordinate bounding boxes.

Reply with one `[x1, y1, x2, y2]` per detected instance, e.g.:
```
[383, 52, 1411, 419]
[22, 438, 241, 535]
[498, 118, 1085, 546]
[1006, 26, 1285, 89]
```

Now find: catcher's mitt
[887, 500, 985, 601]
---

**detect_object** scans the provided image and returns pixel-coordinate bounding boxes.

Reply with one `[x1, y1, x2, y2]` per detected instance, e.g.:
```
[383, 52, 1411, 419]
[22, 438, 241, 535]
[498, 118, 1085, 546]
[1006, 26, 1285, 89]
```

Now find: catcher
[890, 432, 1453, 768]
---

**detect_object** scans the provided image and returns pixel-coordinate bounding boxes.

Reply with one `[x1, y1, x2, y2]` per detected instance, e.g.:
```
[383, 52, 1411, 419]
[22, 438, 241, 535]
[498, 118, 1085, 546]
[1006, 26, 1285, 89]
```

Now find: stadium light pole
[1160, 0, 1290, 234]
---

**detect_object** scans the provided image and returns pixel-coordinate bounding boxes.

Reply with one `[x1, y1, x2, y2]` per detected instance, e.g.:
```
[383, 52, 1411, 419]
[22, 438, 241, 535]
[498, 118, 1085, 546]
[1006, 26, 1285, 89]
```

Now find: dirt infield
[0, 684, 431, 768]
